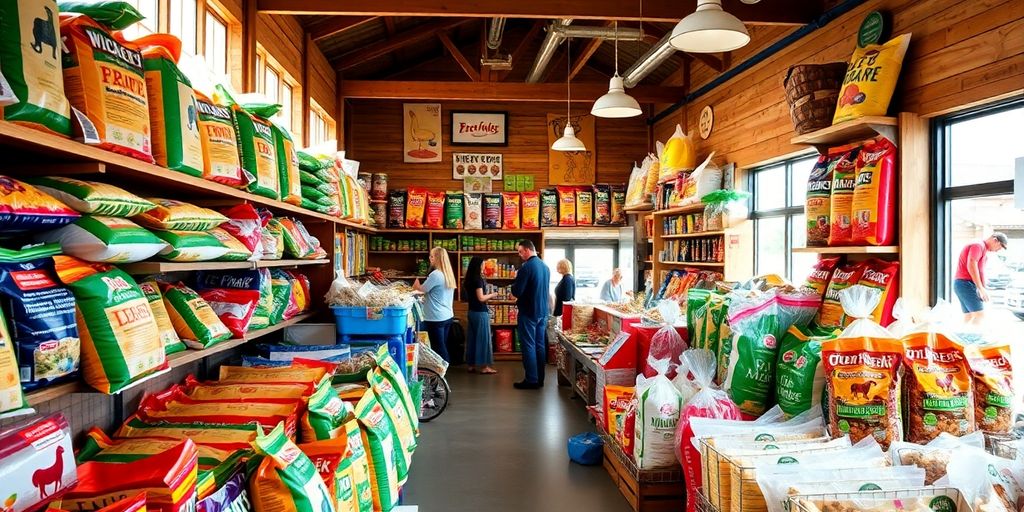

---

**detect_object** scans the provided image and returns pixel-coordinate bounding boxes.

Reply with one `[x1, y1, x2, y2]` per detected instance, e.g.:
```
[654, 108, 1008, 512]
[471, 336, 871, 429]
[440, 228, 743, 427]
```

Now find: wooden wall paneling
[309, 37, 337, 112]
[242, 0, 257, 91]
[898, 112, 930, 311]
[302, 33, 312, 146]
[257, 14, 304, 80]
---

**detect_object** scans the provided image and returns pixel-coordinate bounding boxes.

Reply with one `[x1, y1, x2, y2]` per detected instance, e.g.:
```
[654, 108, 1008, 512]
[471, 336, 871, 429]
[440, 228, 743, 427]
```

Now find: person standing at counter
[548, 259, 576, 346]
[414, 247, 456, 362]
[511, 240, 550, 390]
[599, 268, 632, 303]
[464, 256, 498, 375]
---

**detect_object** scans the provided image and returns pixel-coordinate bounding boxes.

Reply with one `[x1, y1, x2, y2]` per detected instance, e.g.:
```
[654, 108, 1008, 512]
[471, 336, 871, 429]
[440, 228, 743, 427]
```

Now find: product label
[103, 296, 163, 378]
[17, 0, 69, 119]
[177, 83, 204, 171]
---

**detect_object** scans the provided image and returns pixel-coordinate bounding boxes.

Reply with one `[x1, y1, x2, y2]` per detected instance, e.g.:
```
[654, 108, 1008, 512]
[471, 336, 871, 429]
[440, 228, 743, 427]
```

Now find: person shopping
[414, 247, 456, 362]
[510, 240, 550, 389]
[548, 258, 576, 347]
[599, 268, 632, 302]
[463, 256, 498, 374]
[953, 232, 1007, 325]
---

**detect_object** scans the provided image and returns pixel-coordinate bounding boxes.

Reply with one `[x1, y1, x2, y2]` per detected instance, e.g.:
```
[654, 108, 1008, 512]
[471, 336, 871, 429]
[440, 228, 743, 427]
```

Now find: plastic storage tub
[332, 305, 410, 337]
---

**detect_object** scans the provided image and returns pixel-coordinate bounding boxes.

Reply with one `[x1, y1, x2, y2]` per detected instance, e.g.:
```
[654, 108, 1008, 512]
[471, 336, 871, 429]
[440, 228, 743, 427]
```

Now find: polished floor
[404, 362, 633, 511]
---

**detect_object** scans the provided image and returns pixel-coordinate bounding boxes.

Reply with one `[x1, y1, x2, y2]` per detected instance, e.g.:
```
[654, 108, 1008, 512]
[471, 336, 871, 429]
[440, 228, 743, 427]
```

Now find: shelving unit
[792, 246, 900, 254]
[651, 203, 751, 285]
[119, 259, 331, 274]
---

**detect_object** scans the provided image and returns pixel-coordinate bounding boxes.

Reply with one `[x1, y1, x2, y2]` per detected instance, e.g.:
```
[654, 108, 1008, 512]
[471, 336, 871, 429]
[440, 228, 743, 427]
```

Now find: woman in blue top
[463, 256, 498, 374]
[599, 268, 632, 303]
[413, 247, 456, 362]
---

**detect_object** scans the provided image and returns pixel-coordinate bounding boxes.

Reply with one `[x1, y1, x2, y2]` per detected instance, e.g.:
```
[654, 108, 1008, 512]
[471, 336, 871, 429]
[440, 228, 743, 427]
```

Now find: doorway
[542, 241, 619, 302]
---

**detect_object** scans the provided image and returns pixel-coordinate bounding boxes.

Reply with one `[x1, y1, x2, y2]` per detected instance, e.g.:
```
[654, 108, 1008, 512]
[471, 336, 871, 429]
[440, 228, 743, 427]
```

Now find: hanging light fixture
[552, 37, 587, 152]
[592, 21, 642, 118]
[670, 0, 750, 53]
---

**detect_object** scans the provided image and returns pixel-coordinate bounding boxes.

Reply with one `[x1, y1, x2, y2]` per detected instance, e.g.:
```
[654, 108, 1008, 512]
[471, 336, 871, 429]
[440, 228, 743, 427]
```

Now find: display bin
[332, 305, 411, 337]
[788, 487, 970, 512]
[599, 427, 685, 512]
[346, 335, 407, 377]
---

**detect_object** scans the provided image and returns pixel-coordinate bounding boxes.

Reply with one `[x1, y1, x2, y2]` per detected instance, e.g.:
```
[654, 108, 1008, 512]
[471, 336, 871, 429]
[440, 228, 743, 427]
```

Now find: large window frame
[749, 154, 817, 280]
[308, 100, 336, 147]
[256, 46, 302, 139]
[931, 98, 1024, 303]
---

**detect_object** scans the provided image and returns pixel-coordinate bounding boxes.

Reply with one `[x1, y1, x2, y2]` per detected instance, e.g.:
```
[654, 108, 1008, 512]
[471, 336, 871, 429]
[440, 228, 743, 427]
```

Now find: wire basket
[788, 487, 969, 512]
[695, 488, 722, 512]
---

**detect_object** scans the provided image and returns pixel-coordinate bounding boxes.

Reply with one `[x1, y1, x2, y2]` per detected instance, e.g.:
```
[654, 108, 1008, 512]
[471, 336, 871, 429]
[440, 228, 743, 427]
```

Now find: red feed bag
[851, 137, 897, 246]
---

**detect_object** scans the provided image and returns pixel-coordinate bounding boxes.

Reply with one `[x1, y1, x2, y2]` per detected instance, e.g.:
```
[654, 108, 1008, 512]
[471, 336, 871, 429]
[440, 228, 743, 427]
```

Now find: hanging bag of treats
[660, 125, 696, 180]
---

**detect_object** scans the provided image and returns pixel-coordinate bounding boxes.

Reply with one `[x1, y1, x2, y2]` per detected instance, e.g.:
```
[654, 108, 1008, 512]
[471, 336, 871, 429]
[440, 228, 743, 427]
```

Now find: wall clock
[699, 105, 714, 140]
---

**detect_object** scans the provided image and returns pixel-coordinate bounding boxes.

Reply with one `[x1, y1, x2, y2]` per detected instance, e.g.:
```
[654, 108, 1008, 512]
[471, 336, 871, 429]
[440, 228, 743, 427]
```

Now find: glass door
[544, 241, 619, 302]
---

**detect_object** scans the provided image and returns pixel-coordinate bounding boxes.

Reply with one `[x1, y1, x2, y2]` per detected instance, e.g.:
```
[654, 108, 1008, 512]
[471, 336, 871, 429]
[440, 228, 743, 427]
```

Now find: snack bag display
[775, 325, 836, 419]
[27, 177, 156, 217]
[464, 193, 482, 230]
[482, 193, 502, 229]
[250, 422, 336, 512]
[557, 186, 576, 226]
[60, 14, 154, 162]
[816, 262, 864, 329]
[405, 187, 427, 229]
[37, 215, 168, 263]
[425, 190, 445, 230]
[273, 123, 302, 206]
[161, 281, 233, 348]
[520, 191, 540, 229]
[593, 184, 611, 225]
[540, 188, 558, 227]
[195, 92, 247, 188]
[965, 343, 1014, 434]
[444, 192, 464, 229]
[603, 385, 634, 436]
[611, 185, 627, 225]
[833, 34, 912, 124]
[851, 137, 897, 246]
[501, 192, 520, 230]
[0, 176, 79, 232]
[0, 244, 80, 392]
[575, 188, 593, 226]
[387, 190, 406, 228]
[138, 280, 185, 355]
[660, 125, 696, 178]
[234, 106, 279, 200]
[138, 35, 203, 177]
[827, 144, 860, 246]
[804, 154, 834, 246]
[0, 0, 71, 136]
[902, 327, 974, 443]
[803, 256, 840, 297]
[135, 199, 228, 231]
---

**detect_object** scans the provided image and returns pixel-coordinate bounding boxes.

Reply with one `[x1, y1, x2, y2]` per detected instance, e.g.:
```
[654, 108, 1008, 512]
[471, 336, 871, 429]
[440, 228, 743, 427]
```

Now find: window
[263, 67, 280, 103]
[542, 241, 620, 302]
[280, 83, 294, 128]
[169, 0, 198, 55]
[256, 48, 300, 135]
[121, 0, 158, 38]
[750, 155, 818, 281]
[934, 100, 1024, 320]
[309, 101, 336, 147]
[204, 10, 229, 76]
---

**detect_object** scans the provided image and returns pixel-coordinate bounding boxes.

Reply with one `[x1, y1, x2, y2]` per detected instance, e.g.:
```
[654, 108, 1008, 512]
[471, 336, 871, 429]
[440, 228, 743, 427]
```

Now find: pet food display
[273, 123, 302, 206]
[0, 414, 77, 512]
[901, 331, 975, 443]
[0, 0, 71, 136]
[802, 256, 840, 298]
[804, 153, 834, 246]
[483, 193, 502, 229]
[463, 192, 482, 230]
[816, 262, 864, 328]
[138, 35, 204, 177]
[890, 431, 985, 485]
[851, 137, 897, 246]
[833, 34, 911, 124]
[134, 199, 228, 231]
[557, 186, 576, 226]
[965, 343, 1014, 434]
[520, 191, 539, 229]
[425, 190, 445, 230]
[827, 144, 860, 246]
[405, 187, 427, 229]
[0, 244, 80, 391]
[60, 14, 154, 162]
[138, 279, 184, 355]
[153, 229, 230, 262]
[234, 106, 279, 200]
[195, 92, 247, 188]
[634, 374, 682, 470]
[27, 177, 156, 217]
[775, 325, 835, 419]
[540, 188, 558, 227]
[161, 281, 233, 348]
[855, 258, 899, 326]
[53, 256, 165, 393]
[36, 215, 167, 263]
[575, 188, 593, 226]
[822, 336, 903, 449]
[501, 192, 520, 230]
[0, 176, 79, 232]
[444, 192, 464, 229]
[593, 185, 611, 225]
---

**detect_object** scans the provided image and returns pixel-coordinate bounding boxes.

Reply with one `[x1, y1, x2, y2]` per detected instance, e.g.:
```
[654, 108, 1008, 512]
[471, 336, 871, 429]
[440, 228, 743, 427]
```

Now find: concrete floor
[404, 362, 633, 512]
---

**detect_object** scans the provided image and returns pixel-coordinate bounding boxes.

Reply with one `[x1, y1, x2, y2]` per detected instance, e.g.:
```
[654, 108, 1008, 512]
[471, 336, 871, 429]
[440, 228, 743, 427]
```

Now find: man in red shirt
[953, 232, 1008, 324]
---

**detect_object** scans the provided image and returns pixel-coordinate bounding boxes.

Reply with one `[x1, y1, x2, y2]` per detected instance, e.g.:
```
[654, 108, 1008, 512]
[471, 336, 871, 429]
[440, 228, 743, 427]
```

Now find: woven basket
[783, 62, 847, 134]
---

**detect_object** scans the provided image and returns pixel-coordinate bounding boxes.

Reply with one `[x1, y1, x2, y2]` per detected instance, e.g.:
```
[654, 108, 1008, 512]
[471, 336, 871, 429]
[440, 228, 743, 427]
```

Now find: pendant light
[670, 0, 750, 53]
[552, 37, 586, 152]
[592, 21, 642, 118]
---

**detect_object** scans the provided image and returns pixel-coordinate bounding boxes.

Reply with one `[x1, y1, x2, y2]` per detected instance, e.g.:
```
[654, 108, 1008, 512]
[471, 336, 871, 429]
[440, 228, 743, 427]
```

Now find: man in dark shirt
[511, 239, 550, 389]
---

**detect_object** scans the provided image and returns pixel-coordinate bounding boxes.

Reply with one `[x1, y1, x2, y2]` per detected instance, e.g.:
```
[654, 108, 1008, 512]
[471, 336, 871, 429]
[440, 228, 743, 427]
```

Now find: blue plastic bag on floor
[568, 432, 604, 465]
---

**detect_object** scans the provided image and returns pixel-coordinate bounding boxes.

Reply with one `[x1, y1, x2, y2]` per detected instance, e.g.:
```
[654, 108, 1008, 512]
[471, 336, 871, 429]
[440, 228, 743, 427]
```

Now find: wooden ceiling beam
[260, 0, 816, 25]
[687, 52, 725, 72]
[309, 16, 378, 41]
[335, 18, 473, 70]
[568, 20, 613, 82]
[438, 31, 481, 82]
[497, 20, 543, 81]
[339, 80, 684, 103]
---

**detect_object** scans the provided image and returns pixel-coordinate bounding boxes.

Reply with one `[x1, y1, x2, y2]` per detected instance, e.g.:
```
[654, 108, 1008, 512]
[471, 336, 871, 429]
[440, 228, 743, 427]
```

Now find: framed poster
[453, 153, 502, 179]
[403, 103, 442, 163]
[451, 111, 508, 145]
[547, 113, 596, 185]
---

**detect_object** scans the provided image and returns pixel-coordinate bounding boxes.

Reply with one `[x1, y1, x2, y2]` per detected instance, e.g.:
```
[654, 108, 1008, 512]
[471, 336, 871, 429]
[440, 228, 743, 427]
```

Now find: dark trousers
[424, 318, 452, 362]
[517, 315, 548, 384]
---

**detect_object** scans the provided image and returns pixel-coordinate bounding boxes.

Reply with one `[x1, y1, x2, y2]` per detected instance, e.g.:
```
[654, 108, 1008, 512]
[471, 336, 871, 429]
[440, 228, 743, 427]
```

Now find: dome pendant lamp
[552, 37, 587, 152]
[592, 21, 642, 118]
[670, 0, 750, 53]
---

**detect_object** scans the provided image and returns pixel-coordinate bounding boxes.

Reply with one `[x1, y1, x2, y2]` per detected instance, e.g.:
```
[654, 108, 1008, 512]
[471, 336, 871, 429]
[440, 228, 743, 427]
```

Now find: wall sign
[451, 111, 508, 145]
[699, 105, 714, 140]
[453, 152, 503, 179]
[403, 103, 442, 163]
[857, 11, 888, 47]
[547, 113, 596, 186]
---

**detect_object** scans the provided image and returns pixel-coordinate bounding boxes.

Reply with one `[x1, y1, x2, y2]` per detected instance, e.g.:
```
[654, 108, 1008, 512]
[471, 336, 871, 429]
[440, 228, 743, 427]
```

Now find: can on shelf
[371, 173, 389, 201]
[358, 172, 372, 192]
[370, 202, 386, 226]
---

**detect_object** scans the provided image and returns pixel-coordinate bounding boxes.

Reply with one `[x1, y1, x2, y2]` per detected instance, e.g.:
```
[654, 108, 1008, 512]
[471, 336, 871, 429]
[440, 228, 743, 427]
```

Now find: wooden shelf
[624, 204, 654, 213]
[661, 230, 725, 239]
[459, 250, 519, 255]
[790, 116, 898, 148]
[25, 381, 89, 407]
[0, 121, 375, 232]
[652, 203, 707, 216]
[255, 259, 331, 268]
[368, 251, 429, 254]
[376, 229, 542, 235]
[792, 246, 900, 254]
[119, 259, 329, 274]
[658, 260, 725, 267]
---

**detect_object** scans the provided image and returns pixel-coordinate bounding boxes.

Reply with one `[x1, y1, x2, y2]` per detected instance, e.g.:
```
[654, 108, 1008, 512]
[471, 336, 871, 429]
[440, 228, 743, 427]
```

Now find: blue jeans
[953, 279, 984, 313]
[466, 310, 493, 366]
[424, 318, 452, 362]
[518, 315, 548, 384]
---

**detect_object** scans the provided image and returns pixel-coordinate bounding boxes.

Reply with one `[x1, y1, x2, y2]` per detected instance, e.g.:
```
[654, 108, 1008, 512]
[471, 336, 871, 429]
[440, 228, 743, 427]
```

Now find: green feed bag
[27, 176, 156, 216]
[138, 280, 185, 355]
[269, 269, 295, 325]
[299, 170, 322, 186]
[249, 268, 273, 330]
[142, 46, 203, 177]
[35, 214, 167, 264]
[775, 324, 835, 419]
[355, 392, 400, 511]
[57, 1, 144, 30]
[368, 369, 414, 482]
[153, 229, 230, 262]
[0, 0, 71, 136]
[301, 381, 353, 441]
[161, 282, 233, 349]
[273, 122, 302, 206]
[250, 422, 336, 512]
[233, 107, 279, 200]
[343, 419, 374, 512]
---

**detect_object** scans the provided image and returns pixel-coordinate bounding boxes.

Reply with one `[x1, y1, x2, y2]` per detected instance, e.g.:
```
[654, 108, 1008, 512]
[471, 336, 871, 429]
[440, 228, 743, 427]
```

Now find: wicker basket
[783, 62, 848, 134]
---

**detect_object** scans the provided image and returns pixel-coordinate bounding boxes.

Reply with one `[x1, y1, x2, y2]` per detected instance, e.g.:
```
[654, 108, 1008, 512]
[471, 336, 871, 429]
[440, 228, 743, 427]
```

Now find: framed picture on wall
[453, 153, 502, 179]
[403, 103, 442, 163]
[450, 111, 508, 146]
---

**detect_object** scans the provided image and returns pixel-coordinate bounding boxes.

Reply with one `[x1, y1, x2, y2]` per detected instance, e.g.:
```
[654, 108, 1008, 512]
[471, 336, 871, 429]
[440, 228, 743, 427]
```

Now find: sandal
[480, 368, 498, 375]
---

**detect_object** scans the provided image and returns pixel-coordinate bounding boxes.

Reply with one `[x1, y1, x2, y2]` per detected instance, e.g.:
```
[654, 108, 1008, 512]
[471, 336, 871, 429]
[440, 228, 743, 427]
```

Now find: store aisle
[404, 362, 632, 512]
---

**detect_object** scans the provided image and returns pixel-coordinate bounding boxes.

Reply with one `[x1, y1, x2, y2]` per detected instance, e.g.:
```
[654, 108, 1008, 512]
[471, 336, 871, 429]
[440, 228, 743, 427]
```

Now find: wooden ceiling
[275, 1, 829, 93]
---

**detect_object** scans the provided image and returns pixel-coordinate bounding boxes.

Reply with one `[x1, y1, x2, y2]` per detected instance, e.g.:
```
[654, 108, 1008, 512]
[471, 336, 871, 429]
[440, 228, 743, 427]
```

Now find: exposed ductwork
[548, 24, 644, 41]
[623, 31, 676, 88]
[525, 19, 572, 83]
[486, 17, 506, 50]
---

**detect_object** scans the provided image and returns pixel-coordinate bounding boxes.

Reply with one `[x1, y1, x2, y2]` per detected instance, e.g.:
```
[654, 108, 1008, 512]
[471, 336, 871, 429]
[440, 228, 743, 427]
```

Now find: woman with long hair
[463, 256, 498, 374]
[414, 247, 456, 362]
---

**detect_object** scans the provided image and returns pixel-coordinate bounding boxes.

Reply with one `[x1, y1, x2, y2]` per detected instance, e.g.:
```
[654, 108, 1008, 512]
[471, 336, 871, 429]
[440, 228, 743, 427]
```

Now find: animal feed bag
[249, 268, 273, 330]
[273, 122, 302, 205]
[209, 227, 253, 261]
[851, 137, 897, 246]
[135, 387, 300, 436]
[217, 203, 264, 259]
[300, 438, 357, 512]
[0, 175, 79, 232]
[250, 422, 337, 512]
[217, 358, 333, 386]
[270, 269, 299, 323]
[56, 1, 144, 30]
[833, 34, 911, 124]
[234, 106, 279, 200]
[827, 144, 861, 246]
[0, 304, 30, 417]
[0, 0, 71, 136]
[374, 344, 419, 434]
[342, 419, 375, 512]
[195, 92, 248, 188]
[197, 470, 249, 512]
[0, 414, 77, 512]
[802, 256, 840, 298]
[160, 281, 233, 349]
[53, 255, 166, 393]
[60, 14, 154, 162]
[36, 215, 168, 263]
[114, 419, 259, 451]
[0, 244, 80, 392]
[302, 381, 353, 441]
[135, 198, 227, 231]
[369, 369, 415, 479]
[855, 258, 899, 326]
[963, 344, 1014, 436]
[138, 280, 184, 355]
[816, 262, 865, 329]
[804, 153, 834, 247]
[153, 229, 230, 262]
[633, 374, 681, 470]
[182, 374, 314, 403]
[775, 324, 837, 419]
[274, 218, 325, 260]
[355, 392, 401, 511]
[286, 271, 311, 314]
[194, 269, 261, 339]
[823, 335, 904, 450]
[137, 34, 203, 177]
[58, 439, 198, 512]
[902, 329, 975, 443]
[261, 223, 284, 260]
[77, 426, 236, 469]
[27, 176, 156, 217]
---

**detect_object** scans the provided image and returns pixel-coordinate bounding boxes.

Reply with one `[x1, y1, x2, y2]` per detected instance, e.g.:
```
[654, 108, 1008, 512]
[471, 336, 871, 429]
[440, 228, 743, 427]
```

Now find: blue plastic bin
[332, 306, 410, 337]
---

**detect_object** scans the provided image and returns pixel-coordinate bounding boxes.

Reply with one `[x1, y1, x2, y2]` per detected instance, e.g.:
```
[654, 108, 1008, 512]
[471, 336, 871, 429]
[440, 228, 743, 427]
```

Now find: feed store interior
[0, 0, 1021, 511]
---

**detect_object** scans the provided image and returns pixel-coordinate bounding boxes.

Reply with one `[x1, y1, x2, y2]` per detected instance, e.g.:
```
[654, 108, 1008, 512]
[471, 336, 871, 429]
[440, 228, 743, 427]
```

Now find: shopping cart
[417, 341, 450, 422]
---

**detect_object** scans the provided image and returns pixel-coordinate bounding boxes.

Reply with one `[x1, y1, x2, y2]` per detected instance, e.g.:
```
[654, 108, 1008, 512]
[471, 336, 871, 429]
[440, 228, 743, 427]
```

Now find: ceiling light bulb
[592, 75, 642, 118]
[552, 125, 587, 152]
[670, 0, 750, 53]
